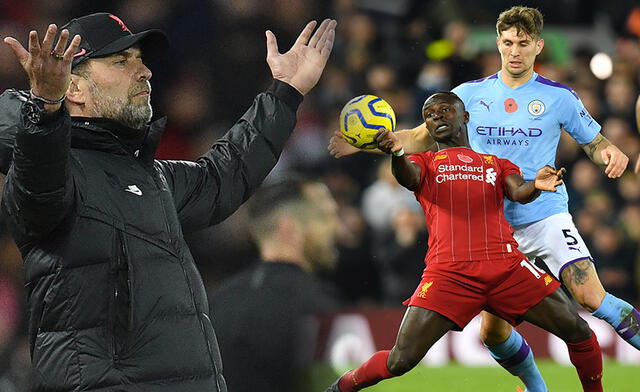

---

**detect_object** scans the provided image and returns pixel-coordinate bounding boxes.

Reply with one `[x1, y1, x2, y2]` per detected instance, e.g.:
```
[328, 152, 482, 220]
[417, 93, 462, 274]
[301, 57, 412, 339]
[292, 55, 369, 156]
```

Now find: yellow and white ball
[339, 95, 396, 149]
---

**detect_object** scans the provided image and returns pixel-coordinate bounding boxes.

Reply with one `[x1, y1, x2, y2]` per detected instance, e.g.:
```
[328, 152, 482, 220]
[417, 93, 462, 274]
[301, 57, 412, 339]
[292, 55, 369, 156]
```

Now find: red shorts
[403, 254, 561, 329]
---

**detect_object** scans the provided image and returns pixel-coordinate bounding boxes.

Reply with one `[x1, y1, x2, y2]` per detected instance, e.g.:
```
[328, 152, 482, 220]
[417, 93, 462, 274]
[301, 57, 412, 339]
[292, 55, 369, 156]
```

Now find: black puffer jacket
[0, 80, 302, 392]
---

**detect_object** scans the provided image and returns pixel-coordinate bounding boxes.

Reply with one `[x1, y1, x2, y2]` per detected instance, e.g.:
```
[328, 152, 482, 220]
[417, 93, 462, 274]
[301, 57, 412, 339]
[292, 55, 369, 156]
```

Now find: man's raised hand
[266, 19, 336, 95]
[4, 24, 81, 104]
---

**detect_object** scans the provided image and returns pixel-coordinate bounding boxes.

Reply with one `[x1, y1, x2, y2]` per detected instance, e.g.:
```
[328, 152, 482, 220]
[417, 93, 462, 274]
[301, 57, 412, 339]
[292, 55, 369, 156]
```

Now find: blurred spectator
[440, 20, 482, 86]
[591, 226, 638, 301]
[584, 191, 616, 223]
[361, 158, 421, 239]
[322, 170, 381, 303]
[0, 234, 28, 392]
[574, 209, 599, 249]
[567, 158, 602, 211]
[366, 63, 415, 122]
[620, 204, 640, 242]
[477, 50, 502, 77]
[376, 206, 427, 305]
[601, 117, 633, 146]
[340, 13, 379, 90]
[603, 75, 637, 122]
[574, 87, 603, 122]
[617, 173, 640, 204]
[209, 179, 340, 392]
[156, 63, 215, 159]
[415, 61, 451, 117]
[317, 64, 354, 110]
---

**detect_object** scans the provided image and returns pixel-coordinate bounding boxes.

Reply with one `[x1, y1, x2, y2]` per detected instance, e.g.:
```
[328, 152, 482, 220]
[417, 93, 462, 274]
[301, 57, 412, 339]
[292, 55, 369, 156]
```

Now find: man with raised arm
[1, 12, 335, 392]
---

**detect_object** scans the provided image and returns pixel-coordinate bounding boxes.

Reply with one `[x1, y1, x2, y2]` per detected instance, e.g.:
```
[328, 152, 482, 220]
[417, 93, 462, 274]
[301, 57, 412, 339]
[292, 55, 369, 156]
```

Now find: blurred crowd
[1, 0, 639, 389]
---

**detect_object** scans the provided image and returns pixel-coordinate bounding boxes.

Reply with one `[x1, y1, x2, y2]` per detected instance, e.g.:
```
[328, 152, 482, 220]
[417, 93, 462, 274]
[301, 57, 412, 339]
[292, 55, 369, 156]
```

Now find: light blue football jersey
[452, 71, 600, 226]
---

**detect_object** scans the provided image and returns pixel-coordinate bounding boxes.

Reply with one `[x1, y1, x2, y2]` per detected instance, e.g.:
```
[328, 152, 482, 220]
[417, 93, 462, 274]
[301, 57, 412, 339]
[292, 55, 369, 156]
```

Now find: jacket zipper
[110, 244, 119, 362]
[111, 230, 128, 362]
[134, 154, 220, 382]
[138, 161, 173, 245]
[158, 195, 173, 242]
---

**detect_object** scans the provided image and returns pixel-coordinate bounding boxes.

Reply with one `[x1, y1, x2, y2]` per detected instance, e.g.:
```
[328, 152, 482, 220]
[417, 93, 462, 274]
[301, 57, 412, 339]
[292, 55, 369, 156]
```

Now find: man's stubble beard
[89, 80, 153, 130]
[304, 237, 338, 273]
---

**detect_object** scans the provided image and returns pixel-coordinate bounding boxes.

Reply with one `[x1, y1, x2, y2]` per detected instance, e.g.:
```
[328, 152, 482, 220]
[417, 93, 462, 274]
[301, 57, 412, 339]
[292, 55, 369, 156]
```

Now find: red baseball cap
[56, 12, 168, 68]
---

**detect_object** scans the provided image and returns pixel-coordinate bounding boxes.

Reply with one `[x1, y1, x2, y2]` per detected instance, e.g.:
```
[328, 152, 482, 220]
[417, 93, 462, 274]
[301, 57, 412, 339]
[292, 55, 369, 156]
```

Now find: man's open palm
[266, 19, 336, 95]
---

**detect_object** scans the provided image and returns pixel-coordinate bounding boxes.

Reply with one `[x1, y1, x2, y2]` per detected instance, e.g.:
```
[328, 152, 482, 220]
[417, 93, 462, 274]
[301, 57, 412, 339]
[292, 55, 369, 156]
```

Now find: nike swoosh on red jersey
[73, 48, 87, 58]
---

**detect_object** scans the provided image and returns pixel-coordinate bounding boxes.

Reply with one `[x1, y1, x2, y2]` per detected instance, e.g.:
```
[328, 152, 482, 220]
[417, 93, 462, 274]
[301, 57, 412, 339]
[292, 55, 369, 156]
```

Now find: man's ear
[66, 74, 87, 105]
[463, 110, 469, 124]
[277, 215, 303, 243]
[535, 38, 544, 56]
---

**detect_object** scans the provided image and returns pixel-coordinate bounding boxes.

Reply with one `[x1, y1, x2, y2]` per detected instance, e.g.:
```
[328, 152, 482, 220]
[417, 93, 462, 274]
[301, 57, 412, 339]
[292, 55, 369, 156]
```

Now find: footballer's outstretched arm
[581, 133, 629, 178]
[374, 128, 421, 191]
[328, 123, 435, 158]
[504, 166, 565, 204]
[395, 123, 436, 154]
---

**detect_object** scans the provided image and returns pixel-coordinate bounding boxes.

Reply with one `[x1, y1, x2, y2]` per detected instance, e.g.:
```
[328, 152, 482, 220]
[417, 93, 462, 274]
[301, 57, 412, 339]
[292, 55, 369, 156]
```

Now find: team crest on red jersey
[417, 281, 433, 298]
[434, 154, 448, 161]
[483, 155, 494, 164]
[457, 153, 473, 163]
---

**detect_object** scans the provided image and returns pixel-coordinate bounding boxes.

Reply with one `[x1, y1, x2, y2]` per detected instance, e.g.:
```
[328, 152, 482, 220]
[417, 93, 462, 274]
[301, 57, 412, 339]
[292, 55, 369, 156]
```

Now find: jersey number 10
[520, 259, 547, 279]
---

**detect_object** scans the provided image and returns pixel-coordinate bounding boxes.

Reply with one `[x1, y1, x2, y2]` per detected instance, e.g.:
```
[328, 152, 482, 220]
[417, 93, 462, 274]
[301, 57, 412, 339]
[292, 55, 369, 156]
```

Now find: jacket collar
[71, 116, 166, 165]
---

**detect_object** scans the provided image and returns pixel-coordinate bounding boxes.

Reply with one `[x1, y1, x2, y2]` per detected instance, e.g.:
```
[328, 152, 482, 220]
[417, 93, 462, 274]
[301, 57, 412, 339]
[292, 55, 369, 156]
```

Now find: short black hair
[422, 91, 465, 113]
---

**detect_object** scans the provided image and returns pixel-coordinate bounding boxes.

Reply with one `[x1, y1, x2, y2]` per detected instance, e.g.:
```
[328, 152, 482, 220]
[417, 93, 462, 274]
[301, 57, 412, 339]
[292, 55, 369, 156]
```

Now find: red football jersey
[408, 147, 522, 264]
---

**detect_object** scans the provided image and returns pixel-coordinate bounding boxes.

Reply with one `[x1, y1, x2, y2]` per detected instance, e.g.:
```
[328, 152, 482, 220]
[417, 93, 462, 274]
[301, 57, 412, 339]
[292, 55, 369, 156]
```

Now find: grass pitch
[310, 360, 639, 391]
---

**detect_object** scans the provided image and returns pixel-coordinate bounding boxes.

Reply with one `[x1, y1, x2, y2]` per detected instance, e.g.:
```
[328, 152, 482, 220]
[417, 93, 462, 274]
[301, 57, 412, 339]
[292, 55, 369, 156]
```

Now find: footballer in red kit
[410, 149, 520, 264]
[325, 92, 604, 392]
[405, 146, 559, 329]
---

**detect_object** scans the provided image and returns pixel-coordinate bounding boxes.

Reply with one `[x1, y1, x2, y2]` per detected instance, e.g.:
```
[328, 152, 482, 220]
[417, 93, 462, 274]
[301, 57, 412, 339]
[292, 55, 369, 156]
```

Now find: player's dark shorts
[403, 253, 561, 329]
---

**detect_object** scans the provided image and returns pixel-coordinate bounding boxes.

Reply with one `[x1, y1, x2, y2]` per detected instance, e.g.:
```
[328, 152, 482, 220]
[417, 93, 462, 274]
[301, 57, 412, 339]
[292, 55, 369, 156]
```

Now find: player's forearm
[513, 181, 541, 204]
[505, 174, 540, 204]
[395, 123, 435, 154]
[391, 155, 421, 191]
[352, 124, 434, 156]
[581, 133, 611, 167]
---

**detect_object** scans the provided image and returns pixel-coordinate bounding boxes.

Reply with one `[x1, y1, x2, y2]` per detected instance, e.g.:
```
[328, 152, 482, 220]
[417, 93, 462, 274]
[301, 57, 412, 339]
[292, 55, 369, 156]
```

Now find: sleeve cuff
[266, 79, 303, 112]
[21, 103, 68, 133]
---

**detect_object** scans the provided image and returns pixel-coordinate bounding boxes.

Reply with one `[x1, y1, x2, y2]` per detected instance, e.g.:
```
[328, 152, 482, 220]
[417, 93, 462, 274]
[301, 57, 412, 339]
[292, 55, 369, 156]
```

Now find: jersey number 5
[562, 229, 578, 245]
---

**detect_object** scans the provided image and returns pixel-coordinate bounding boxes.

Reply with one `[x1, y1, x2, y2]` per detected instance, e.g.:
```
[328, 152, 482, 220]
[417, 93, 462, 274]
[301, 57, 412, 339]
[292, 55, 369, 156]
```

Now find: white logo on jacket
[125, 185, 143, 196]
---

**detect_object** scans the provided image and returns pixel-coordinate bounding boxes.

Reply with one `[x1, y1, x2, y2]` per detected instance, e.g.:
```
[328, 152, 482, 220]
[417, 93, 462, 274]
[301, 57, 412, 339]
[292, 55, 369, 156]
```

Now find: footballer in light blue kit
[329, 6, 638, 392]
[453, 72, 597, 228]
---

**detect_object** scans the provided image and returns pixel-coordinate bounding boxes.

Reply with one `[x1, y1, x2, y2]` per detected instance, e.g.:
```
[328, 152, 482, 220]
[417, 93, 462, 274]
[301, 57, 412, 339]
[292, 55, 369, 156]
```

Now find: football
[339, 95, 396, 149]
